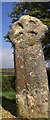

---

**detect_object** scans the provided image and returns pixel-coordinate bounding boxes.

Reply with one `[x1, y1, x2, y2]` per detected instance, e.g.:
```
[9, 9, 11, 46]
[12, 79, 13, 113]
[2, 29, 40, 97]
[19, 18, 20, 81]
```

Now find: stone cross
[9, 15, 48, 118]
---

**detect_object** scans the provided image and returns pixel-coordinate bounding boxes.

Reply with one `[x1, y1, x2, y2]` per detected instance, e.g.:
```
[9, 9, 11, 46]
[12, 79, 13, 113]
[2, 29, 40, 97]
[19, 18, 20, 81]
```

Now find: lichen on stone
[9, 15, 48, 118]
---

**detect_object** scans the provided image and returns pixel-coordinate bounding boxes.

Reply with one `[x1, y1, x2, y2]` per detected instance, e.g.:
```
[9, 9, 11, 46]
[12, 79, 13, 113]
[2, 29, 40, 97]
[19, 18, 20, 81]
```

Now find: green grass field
[0, 69, 17, 117]
[2, 75, 16, 99]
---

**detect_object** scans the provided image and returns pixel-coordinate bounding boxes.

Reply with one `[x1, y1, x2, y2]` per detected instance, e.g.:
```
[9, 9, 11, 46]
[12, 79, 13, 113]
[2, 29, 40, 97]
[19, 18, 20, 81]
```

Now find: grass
[2, 75, 16, 92]
[2, 91, 16, 99]
[1, 73, 17, 117]
[2, 68, 14, 76]
[2, 74, 16, 99]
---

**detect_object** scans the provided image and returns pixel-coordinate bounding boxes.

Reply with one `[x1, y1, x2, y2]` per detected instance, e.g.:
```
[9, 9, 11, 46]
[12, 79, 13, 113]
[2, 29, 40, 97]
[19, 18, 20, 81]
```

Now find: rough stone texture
[9, 15, 48, 118]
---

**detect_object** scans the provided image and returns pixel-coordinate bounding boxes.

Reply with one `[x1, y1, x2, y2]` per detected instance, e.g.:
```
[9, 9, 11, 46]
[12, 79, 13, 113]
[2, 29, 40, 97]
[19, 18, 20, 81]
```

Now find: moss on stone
[27, 37, 36, 46]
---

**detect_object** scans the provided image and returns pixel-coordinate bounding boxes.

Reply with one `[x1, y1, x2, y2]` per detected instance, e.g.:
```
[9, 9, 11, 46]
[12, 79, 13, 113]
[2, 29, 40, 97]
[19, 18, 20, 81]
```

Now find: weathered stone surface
[9, 15, 48, 118]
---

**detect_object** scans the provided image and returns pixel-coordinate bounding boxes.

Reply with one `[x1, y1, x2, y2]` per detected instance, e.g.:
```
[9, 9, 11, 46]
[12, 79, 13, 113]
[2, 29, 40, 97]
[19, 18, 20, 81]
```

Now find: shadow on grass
[1, 96, 17, 117]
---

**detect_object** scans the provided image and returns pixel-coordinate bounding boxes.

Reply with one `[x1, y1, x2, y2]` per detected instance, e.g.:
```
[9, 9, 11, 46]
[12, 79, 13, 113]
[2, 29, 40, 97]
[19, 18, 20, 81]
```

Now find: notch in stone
[29, 31, 37, 35]
[29, 20, 36, 24]
[18, 22, 23, 29]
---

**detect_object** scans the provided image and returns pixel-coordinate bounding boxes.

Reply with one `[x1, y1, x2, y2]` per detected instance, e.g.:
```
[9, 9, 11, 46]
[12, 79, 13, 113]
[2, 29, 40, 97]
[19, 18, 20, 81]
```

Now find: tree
[4, 2, 50, 60]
